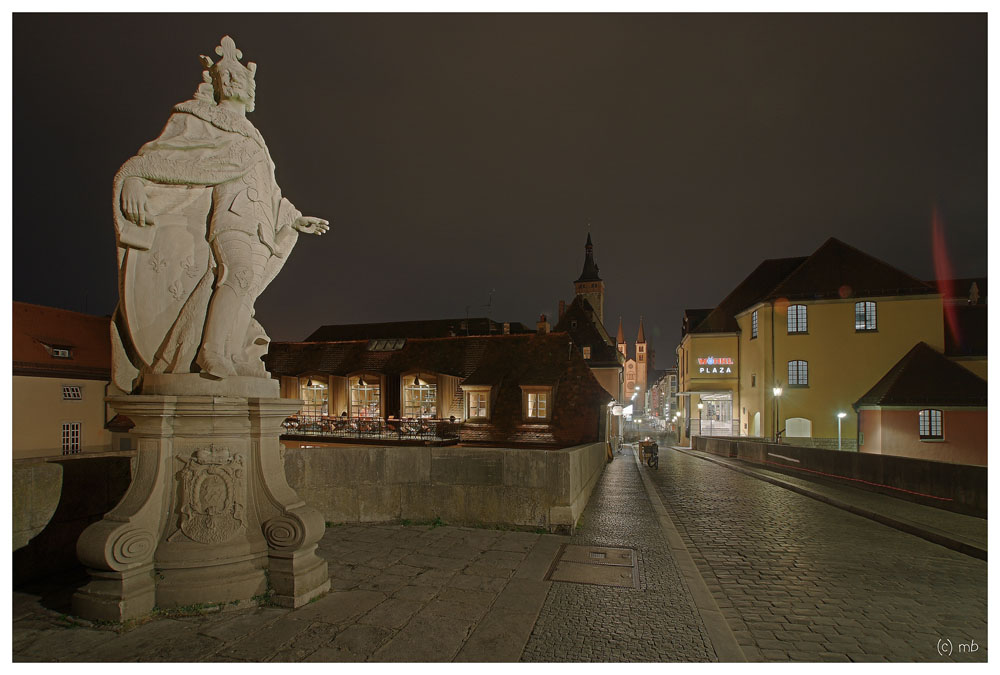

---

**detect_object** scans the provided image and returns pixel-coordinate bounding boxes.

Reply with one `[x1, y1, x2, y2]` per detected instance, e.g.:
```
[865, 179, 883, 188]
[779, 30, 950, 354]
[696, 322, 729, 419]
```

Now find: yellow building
[13, 303, 118, 459]
[678, 239, 947, 449]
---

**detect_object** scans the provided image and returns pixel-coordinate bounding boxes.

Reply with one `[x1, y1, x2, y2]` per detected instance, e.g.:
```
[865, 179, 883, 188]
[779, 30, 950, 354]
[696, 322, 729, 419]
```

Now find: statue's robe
[111, 97, 302, 392]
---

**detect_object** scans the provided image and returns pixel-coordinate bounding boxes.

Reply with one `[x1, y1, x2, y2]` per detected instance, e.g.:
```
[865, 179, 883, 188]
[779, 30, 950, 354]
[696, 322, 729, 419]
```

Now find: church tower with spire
[636, 316, 648, 409]
[574, 233, 605, 325]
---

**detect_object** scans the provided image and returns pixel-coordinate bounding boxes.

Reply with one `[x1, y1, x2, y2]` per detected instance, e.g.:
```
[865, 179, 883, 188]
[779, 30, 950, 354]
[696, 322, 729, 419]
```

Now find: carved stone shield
[121, 185, 213, 367]
[176, 445, 247, 545]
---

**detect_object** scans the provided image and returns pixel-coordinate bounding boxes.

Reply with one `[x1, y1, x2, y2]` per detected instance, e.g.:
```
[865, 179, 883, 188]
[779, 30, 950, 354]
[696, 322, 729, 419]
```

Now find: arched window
[299, 376, 328, 419]
[402, 372, 437, 418]
[787, 305, 808, 334]
[788, 360, 808, 386]
[855, 301, 877, 331]
[918, 409, 943, 439]
[349, 373, 381, 418]
[751, 310, 758, 339]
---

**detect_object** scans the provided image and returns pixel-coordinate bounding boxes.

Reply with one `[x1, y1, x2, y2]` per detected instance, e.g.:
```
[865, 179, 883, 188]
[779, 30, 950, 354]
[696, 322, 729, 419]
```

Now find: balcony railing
[282, 416, 460, 443]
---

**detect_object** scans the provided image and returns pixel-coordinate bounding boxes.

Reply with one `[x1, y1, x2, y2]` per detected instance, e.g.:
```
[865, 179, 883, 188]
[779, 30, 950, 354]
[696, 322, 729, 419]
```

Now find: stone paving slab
[12, 522, 568, 663]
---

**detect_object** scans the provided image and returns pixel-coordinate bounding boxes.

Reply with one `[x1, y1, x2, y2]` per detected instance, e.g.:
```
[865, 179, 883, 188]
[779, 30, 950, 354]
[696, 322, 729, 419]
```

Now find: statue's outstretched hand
[121, 177, 150, 227]
[293, 216, 330, 235]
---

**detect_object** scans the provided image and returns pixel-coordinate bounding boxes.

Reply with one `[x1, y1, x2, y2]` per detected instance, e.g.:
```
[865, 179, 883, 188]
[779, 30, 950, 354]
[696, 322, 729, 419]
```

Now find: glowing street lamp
[772, 387, 783, 443]
[837, 411, 847, 450]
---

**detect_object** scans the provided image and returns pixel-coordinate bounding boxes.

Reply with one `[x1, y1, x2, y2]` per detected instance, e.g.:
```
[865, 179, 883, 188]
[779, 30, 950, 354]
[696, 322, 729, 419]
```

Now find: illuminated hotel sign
[697, 356, 734, 374]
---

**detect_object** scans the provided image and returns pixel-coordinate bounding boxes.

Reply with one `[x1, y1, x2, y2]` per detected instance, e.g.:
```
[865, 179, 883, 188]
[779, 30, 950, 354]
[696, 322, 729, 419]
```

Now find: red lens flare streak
[932, 207, 960, 347]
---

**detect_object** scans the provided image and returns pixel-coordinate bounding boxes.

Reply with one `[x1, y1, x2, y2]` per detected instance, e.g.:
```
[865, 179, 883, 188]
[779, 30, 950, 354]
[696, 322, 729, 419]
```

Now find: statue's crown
[200, 35, 256, 80]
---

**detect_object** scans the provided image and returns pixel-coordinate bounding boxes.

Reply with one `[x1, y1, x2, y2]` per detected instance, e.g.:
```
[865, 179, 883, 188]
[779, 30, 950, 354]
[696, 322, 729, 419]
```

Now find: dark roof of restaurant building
[575, 233, 602, 282]
[553, 296, 622, 367]
[690, 257, 808, 334]
[267, 332, 613, 395]
[304, 317, 533, 342]
[681, 308, 713, 338]
[944, 304, 987, 357]
[12, 302, 111, 380]
[766, 237, 935, 301]
[854, 342, 987, 408]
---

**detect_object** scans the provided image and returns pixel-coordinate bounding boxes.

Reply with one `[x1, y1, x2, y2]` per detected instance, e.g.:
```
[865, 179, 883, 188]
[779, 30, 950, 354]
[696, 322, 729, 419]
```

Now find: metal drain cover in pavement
[547, 545, 637, 588]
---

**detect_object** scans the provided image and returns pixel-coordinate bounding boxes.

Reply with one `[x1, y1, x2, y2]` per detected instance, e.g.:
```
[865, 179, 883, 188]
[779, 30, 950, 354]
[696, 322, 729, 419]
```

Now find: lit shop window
[522, 387, 552, 421]
[62, 385, 82, 400]
[403, 373, 437, 418]
[299, 377, 328, 419]
[350, 374, 381, 418]
[751, 310, 758, 339]
[787, 305, 808, 334]
[855, 301, 877, 332]
[788, 360, 809, 386]
[465, 388, 490, 420]
[918, 409, 943, 440]
[62, 422, 81, 455]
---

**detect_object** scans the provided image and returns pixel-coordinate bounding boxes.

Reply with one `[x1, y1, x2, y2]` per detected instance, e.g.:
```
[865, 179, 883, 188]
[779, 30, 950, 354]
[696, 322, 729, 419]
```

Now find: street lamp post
[697, 401, 703, 437]
[772, 387, 782, 443]
[837, 411, 847, 450]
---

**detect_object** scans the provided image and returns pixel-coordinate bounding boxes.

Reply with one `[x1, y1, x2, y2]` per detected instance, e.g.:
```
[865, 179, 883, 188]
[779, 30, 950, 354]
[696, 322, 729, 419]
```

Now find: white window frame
[521, 386, 553, 421]
[918, 409, 943, 440]
[751, 310, 758, 339]
[464, 386, 491, 421]
[62, 421, 81, 454]
[62, 385, 82, 400]
[787, 304, 808, 334]
[582, 346, 591, 360]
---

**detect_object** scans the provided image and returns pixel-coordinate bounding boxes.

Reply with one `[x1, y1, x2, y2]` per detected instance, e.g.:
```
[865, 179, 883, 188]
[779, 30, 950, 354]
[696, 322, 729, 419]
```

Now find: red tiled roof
[854, 342, 987, 408]
[12, 302, 111, 379]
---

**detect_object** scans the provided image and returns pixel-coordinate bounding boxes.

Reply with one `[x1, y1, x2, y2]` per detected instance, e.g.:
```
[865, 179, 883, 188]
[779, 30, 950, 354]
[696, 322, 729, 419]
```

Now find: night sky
[12, 13, 986, 365]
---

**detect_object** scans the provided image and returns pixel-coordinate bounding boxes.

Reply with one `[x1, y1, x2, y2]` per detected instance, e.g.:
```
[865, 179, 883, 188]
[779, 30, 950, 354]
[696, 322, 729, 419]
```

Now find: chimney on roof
[537, 314, 551, 335]
[558, 300, 566, 320]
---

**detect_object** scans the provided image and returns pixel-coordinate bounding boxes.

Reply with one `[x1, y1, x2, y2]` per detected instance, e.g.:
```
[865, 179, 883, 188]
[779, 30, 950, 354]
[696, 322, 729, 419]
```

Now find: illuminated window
[522, 386, 552, 421]
[61, 422, 81, 455]
[751, 310, 758, 339]
[787, 305, 807, 334]
[583, 346, 591, 359]
[350, 374, 381, 418]
[299, 377, 328, 419]
[788, 360, 808, 386]
[855, 301, 877, 331]
[62, 385, 82, 400]
[918, 409, 943, 440]
[403, 373, 437, 418]
[465, 388, 490, 420]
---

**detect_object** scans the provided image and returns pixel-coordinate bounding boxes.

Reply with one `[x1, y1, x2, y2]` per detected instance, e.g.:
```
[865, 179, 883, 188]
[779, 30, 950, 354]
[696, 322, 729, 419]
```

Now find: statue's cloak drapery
[111, 99, 302, 392]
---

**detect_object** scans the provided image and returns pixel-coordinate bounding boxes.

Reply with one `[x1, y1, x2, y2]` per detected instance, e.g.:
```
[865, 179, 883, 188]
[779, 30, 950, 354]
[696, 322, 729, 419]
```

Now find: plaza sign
[697, 356, 734, 375]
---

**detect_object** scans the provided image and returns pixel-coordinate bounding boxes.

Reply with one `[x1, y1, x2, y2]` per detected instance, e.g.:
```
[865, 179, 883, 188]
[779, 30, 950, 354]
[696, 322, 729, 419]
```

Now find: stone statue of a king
[73, 36, 330, 623]
[111, 35, 328, 394]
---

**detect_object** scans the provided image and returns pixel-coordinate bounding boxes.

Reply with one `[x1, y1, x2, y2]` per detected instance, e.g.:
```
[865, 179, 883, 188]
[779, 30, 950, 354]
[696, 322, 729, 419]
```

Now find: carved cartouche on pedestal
[73, 36, 330, 622]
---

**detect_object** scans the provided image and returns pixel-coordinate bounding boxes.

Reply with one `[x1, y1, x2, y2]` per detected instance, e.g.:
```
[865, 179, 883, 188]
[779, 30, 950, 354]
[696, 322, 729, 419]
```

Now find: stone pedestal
[73, 394, 329, 622]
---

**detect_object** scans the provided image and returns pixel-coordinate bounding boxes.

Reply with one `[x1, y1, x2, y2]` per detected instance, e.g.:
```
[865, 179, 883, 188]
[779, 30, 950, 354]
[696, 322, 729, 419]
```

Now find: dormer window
[521, 386, 552, 421]
[464, 386, 491, 421]
[583, 346, 591, 359]
[40, 341, 73, 358]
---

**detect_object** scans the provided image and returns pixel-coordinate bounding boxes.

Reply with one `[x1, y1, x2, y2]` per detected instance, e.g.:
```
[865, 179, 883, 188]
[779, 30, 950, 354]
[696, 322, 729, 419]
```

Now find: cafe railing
[281, 416, 460, 442]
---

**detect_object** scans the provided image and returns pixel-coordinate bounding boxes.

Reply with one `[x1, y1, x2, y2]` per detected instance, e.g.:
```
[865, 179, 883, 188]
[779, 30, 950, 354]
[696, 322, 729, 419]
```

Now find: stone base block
[269, 545, 331, 608]
[156, 555, 269, 609]
[72, 565, 156, 623]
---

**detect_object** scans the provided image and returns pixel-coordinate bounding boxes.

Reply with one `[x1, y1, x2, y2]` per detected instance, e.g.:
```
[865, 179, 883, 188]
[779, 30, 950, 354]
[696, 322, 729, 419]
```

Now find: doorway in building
[696, 392, 735, 436]
[751, 411, 761, 437]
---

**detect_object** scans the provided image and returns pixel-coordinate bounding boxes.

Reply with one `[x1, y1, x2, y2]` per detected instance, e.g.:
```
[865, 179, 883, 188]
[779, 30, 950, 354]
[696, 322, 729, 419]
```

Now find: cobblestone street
[522, 445, 717, 662]
[646, 444, 988, 662]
